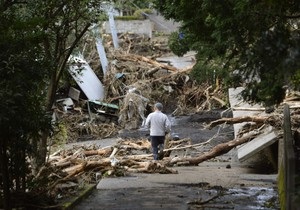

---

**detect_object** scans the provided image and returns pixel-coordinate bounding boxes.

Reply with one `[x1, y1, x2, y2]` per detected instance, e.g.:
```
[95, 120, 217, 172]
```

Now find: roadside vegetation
[156, 0, 300, 106]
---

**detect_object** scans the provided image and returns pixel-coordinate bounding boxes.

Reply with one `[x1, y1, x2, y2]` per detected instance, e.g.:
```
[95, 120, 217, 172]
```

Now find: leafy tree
[168, 31, 189, 57]
[0, 1, 106, 208]
[154, 0, 300, 106]
[113, 0, 155, 16]
[0, 2, 51, 209]
[26, 0, 105, 170]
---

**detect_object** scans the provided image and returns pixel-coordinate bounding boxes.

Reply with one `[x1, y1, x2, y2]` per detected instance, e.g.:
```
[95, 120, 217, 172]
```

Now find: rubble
[52, 33, 227, 143]
[46, 32, 300, 202]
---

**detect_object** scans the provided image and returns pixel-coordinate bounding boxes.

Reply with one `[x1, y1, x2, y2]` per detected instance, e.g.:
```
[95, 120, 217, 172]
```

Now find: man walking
[145, 102, 171, 160]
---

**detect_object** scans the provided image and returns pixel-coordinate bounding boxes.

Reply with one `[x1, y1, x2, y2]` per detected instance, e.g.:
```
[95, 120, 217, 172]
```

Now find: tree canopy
[154, 0, 300, 106]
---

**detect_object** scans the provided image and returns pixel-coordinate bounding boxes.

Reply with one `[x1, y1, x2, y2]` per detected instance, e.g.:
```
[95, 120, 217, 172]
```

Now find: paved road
[73, 162, 279, 210]
[71, 113, 279, 210]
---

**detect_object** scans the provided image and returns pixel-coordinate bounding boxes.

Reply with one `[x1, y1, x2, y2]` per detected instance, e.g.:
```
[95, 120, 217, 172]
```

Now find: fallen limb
[193, 204, 234, 209]
[211, 96, 226, 107]
[164, 135, 219, 152]
[168, 132, 260, 166]
[109, 147, 119, 158]
[187, 194, 221, 205]
[164, 142, 204, 152]
[206, 116, 272, 129]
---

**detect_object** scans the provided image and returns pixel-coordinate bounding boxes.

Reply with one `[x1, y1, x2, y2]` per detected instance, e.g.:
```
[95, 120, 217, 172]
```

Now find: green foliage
[0, 2, 52, 207]
[168, 31, 189, 57]
[49, 122, 68, 153]
[0, 0, 107, 207]
[132, 0, 155, 8]
[190, 59, 229, 86]
[292, 70, 300, 87]
[0, 2, 50, 143]
[113, 0, 154, 16]
[133, 8, 153, 19]
[154, 0, 300, 106]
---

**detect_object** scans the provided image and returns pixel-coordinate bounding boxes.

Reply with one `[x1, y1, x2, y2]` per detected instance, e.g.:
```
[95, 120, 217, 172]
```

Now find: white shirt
[145, 111, 171, 136]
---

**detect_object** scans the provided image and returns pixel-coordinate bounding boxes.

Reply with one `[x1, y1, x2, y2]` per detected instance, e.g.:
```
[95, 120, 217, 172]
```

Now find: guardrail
[279, 104, 299, 210]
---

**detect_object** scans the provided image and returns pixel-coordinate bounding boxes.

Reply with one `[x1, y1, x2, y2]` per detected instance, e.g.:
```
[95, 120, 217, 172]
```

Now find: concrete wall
[102, 20, 153, 38]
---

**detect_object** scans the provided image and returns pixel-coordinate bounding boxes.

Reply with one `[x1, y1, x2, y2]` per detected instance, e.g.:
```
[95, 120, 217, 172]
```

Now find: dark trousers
[150, 136, 165, 160]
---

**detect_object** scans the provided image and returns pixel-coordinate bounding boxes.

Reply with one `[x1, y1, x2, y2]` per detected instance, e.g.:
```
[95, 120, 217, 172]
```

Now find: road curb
[59, 184, 96, 210]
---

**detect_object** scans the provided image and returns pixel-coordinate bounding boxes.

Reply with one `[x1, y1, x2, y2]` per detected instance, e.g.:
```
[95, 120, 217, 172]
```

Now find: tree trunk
[169, 133, 258, 166]
[206, 116, 271, 129]
[32, 23, 92, 173]
[0, 136, 11, 210]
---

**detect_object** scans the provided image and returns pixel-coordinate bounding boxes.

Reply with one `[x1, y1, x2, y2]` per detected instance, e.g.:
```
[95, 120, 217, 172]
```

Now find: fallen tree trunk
[206, 116, 272, 129]
[62, 158, 112, 175]
[84, 147, 113, 157]
[168, 132, 259, 166]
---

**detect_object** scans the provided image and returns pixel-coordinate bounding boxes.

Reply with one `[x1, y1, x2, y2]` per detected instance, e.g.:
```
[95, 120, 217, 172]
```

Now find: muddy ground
[73, 110, 280, 210]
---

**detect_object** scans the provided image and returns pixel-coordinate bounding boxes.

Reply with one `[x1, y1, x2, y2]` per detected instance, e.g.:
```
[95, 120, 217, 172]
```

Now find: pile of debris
[53, 33, 227, 143]
[43, 100, 300, 202]
[42, 136, 193, 201]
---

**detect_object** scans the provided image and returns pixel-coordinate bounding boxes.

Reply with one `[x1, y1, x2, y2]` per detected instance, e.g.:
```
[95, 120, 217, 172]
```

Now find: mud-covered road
[72, 110, 279, 210]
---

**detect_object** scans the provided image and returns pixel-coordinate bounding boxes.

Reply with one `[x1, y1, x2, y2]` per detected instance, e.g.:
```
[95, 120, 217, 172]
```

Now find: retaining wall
[102, 20, 153, 38]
